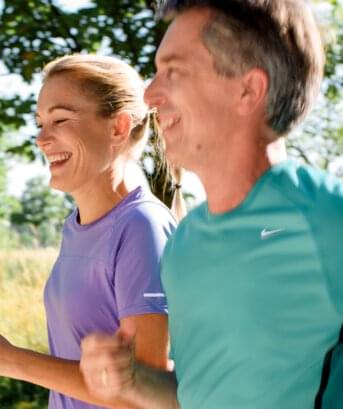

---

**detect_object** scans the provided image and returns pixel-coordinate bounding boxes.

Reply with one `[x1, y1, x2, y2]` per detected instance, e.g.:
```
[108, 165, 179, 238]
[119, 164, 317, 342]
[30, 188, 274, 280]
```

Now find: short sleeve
[114, 203, 176, 319]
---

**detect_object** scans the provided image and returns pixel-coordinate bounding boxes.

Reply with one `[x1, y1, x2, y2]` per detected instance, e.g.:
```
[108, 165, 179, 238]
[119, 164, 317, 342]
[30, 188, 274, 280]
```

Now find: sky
[56, 0, 91, 10]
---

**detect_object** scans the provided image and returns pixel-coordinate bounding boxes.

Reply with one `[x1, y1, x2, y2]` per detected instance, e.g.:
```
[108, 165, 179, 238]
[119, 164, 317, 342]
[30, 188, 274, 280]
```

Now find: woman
[0, 54, 176, 409]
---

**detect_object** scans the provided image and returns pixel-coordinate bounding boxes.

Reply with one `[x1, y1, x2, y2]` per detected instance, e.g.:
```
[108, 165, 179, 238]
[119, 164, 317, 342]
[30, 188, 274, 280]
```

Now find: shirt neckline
[72, 185, 144, 230]
[205, 159, 292, 221]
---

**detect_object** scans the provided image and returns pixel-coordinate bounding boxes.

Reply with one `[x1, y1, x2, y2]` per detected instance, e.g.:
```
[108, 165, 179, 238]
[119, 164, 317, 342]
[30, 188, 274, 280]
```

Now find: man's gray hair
[158, 0, 325, 137]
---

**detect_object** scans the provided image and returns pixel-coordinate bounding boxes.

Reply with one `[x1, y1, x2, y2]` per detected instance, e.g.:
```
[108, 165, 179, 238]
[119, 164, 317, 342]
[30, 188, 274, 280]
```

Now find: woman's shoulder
[118, 186, 177, 228]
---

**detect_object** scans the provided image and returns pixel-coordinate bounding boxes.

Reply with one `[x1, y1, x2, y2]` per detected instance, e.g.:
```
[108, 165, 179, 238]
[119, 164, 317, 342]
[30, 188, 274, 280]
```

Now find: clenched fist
[80, 327, 136, 404]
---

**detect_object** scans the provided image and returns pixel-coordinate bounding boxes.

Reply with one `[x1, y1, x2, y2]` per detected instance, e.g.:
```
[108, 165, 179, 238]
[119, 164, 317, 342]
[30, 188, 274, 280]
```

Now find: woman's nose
[36, 127, 53, 151]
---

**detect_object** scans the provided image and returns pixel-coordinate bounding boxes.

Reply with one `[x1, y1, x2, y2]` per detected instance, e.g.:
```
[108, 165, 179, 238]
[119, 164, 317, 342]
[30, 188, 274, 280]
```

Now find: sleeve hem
[118, 303, 168, 320]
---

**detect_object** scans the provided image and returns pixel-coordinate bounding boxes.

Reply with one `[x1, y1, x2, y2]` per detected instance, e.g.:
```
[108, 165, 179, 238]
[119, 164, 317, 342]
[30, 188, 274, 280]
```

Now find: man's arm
[80, 325, 180, 409]
[132, 363, 179, 409]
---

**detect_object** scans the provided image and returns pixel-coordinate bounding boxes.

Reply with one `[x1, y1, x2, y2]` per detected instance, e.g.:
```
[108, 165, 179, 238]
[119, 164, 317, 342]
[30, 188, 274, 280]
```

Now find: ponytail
[170, 167, 187, 222]
[152, 109, 187, 222]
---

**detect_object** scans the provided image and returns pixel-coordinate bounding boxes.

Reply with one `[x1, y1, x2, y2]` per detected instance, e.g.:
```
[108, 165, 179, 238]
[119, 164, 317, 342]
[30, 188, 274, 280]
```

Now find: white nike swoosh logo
[261, 228, 284, 240]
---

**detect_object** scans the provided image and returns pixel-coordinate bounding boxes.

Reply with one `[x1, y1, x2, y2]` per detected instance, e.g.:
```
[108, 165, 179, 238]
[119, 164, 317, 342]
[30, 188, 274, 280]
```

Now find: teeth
[47, 152, 72, 164]
[160, 118, 180, 132]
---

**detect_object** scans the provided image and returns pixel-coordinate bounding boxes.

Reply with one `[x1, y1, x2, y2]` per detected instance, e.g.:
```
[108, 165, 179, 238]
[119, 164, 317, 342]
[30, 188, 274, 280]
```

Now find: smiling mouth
[160, 117, 181, 133]
[47, 152, 72, 168]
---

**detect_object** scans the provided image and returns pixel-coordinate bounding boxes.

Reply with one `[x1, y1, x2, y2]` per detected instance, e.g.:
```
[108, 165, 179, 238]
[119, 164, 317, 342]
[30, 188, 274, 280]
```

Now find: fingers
[80, 330, 136, 403]
[82, 361, 134, 391]
[82, 365, 134, 403]
[81, 332, 125, 352]
[81, 324, 136, 351]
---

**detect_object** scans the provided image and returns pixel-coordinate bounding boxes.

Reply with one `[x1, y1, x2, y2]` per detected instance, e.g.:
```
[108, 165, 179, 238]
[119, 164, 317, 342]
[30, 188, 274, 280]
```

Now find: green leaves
[0, 0, 342, 208]
[0, 0, 163, 81]
[10, 176, 73, 227]
[289, 1, 343, 170]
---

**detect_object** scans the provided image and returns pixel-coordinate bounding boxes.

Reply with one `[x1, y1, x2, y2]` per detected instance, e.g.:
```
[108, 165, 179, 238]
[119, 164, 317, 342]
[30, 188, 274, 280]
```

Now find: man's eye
[36, 123, 42, 129]
[167, 68, 178, 79]
[54, 119, 68, 125]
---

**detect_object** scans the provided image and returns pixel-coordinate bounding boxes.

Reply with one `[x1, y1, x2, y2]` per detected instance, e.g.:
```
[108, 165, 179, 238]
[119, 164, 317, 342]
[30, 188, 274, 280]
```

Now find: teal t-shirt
[162, 160, 343, 409]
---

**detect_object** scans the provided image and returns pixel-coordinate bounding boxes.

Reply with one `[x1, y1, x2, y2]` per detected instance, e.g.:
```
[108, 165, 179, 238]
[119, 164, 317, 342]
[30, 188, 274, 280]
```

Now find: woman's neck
[71, 163, 135, 225]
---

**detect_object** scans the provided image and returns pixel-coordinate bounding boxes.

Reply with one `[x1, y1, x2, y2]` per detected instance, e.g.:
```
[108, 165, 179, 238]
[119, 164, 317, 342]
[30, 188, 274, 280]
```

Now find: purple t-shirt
[44, 186, 176, 409]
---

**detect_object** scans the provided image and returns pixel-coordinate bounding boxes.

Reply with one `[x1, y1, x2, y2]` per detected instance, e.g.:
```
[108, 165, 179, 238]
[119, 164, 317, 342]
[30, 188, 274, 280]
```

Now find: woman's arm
[0, 313, 168, 409]
[121, 314, 169, 369]
[0, 334, 103, 405]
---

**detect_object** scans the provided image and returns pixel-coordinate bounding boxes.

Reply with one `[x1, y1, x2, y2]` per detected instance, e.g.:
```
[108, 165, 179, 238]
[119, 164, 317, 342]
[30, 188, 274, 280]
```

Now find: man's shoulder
[177, 201, 206, 228]
[294, 162, 343, 196]
[270, 160, 343, 212]
[165, 202, 206, 244]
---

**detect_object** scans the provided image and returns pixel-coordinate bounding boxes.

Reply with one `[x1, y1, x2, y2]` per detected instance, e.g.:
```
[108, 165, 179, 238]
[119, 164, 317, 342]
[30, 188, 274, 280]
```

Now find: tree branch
[46, 0, 83, 52]
[287, 143, 312, 164]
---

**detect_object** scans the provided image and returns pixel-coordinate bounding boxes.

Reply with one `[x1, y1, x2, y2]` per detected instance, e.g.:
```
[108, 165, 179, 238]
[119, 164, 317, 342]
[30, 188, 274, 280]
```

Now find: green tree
[288, 0, 343, 169]
[0, 143, 7, 219]
[0, 0, 342, 194]
[0, 137, 23, 249]
[10, 176, 73, 247]
[0, 377, 48, 409]
[0, 0, 173, 204]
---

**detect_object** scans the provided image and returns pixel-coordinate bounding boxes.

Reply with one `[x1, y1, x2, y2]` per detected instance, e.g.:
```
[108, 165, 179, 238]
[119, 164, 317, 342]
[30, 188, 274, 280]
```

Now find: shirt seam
[118, 301, 167, 318]
[58, 254, 108, 267]
[269, 181, 339, 316]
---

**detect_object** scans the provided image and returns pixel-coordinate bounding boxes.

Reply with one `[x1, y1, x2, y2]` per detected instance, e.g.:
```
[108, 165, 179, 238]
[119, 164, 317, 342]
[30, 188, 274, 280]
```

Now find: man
[80, 1, 343, 408]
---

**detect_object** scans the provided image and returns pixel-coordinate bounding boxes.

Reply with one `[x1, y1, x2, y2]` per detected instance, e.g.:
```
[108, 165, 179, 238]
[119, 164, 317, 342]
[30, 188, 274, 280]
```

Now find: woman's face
[36, 74, 117, 195]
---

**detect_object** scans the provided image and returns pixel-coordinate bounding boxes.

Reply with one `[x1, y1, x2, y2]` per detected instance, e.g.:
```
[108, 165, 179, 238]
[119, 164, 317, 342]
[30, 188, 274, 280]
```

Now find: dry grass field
[0, 248, 58, 408]
[0, 248, 57, 352]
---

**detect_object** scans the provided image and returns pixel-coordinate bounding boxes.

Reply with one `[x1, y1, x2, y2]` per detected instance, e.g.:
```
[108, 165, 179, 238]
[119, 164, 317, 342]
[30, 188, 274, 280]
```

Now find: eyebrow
[35, 104, 80, 117]
[156, 53, 187, 66]
[49, 104, 79, 113]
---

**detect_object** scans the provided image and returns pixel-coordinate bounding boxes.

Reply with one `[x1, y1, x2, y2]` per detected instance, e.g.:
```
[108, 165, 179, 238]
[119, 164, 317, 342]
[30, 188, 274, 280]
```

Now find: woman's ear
[110, 111, 133, 148]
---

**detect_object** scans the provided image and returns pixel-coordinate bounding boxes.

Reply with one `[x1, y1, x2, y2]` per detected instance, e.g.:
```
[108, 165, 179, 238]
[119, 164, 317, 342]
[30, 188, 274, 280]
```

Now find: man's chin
[165, 149, 181, 168]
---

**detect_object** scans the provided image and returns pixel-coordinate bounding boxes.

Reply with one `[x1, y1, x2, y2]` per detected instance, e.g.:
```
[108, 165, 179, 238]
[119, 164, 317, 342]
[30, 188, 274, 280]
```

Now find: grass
[0, 248, 58, 408]
[0, 248, 57, 352]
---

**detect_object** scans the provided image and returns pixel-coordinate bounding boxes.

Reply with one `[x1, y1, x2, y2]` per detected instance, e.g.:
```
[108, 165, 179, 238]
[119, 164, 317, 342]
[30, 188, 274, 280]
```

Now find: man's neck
[201, 137, 287, 215]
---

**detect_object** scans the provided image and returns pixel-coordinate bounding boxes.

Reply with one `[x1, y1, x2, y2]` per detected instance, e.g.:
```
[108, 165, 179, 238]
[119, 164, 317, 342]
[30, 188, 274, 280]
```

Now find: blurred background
[0, 0, 342, 407]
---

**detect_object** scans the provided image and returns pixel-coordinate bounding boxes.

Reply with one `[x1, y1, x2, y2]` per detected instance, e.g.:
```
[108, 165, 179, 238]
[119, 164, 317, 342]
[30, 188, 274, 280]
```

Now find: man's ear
[110, 111, 133, 147]
[238, 68, 269, 116]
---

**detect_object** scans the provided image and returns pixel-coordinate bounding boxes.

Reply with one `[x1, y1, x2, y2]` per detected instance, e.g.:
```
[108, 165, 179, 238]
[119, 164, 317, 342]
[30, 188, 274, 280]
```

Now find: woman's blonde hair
[170, 166, 187, 222]
[43, 54, 187, 220]
[152, 111, 187, 222]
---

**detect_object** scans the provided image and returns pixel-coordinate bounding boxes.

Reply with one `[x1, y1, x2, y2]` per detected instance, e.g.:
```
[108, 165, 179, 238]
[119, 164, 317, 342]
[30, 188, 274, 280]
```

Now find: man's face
[145, 8, 243, 173]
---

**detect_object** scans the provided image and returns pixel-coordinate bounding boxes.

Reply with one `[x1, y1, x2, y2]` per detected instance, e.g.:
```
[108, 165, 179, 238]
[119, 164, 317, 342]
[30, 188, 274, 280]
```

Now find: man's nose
[144, 76, 166, 109]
